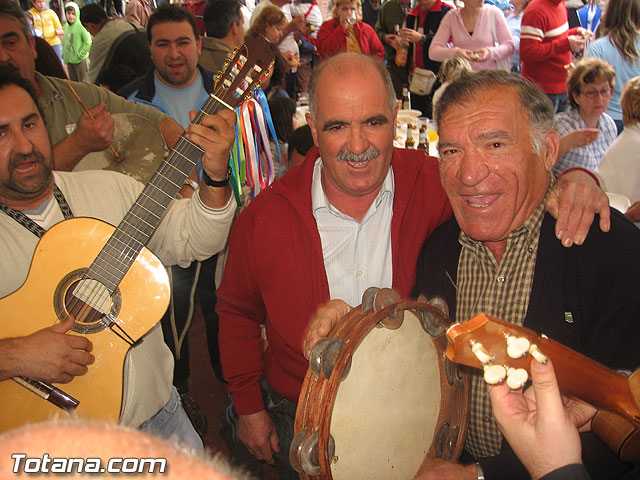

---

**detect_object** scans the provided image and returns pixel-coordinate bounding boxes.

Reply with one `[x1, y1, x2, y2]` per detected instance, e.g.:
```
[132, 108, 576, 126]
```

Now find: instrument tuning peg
[483, 364, 507, 385]
[470, 341, 493, 364]
[505, 334, 531, 359]
[470, 341, 507, 384]
[506, 367, 528, 389]
[529, 343, 548, 364]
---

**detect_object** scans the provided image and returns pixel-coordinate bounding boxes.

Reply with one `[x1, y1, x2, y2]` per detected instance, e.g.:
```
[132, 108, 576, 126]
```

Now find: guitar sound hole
[54, 269, 121, 335]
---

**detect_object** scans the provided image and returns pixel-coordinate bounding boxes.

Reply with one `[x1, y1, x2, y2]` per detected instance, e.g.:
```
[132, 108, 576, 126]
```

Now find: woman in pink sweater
[428, 0, 514, 70]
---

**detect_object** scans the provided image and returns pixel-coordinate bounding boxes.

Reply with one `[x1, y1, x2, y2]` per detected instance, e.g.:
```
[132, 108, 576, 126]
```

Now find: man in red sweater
[520, 0, 589, 113]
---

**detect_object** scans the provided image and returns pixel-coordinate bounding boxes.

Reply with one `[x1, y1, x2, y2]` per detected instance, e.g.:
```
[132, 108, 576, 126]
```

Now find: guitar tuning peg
[506, 367, 528, 389]
[470, 341, 493, 365]
[529, 343, 548, 364]
[505, 334, 531, 359]
[483, 364, 507, 385]
[470, 341, 507, 384]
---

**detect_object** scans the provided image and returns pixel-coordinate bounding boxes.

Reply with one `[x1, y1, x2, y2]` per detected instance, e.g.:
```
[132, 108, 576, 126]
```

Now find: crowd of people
[1, 0, 639, 478]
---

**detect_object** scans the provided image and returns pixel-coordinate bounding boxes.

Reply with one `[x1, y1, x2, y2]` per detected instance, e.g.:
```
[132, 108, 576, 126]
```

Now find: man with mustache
[216, 53, 611, 478]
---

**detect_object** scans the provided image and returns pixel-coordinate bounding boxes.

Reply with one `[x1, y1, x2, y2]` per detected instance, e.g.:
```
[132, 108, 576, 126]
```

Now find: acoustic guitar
[445, 313, 640, 462]
[0, 36, 274, 433]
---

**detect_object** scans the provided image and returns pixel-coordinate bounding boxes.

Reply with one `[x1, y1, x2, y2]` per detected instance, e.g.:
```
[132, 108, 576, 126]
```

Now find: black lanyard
[0, 185, 74, 238]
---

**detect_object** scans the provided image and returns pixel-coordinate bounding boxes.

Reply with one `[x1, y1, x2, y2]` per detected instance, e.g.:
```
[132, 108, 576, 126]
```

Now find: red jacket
[316, 18, 385, 61]
[520, 0, 579, 94]
[217, 147, 452, 414]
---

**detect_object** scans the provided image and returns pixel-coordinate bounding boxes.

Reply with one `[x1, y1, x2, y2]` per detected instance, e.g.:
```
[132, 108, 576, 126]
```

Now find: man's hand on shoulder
[546, 169, 610, 247]
[237, 410, 279, 465]
[0, 316, 94, 384]
[302, 299, 351, 360]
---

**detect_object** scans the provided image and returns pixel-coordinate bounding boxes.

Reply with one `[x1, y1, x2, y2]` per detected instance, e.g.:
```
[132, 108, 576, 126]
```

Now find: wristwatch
[202, 166, 231, 187]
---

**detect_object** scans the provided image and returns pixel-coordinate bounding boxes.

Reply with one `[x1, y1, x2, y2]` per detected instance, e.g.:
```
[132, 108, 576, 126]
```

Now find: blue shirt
[553, 108, 617, 174]
[586, 36, 640, 121]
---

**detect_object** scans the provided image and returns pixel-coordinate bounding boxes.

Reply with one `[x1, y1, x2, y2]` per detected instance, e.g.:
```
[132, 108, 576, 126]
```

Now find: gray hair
[308, 53, 396, 122]
[434, 69, 555, 154]
[0, 0, 33, 41]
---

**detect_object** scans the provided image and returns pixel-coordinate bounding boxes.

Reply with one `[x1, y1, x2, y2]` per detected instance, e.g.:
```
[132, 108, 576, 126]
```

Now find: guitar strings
[66, 43, 269, 342]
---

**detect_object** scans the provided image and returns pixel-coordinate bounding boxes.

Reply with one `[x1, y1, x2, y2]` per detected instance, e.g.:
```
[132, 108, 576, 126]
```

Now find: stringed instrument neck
[445, 313, 640, 461]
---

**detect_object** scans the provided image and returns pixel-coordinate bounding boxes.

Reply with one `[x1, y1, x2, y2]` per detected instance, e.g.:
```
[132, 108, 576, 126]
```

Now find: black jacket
[413, 210, 640, 479]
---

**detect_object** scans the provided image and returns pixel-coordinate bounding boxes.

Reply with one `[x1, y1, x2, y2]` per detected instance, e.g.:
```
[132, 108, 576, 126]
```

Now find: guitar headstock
[445, 313, 548, 388]
[209, 36, 275, 112]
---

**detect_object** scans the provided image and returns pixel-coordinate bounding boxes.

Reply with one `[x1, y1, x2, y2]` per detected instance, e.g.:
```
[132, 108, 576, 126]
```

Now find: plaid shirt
[456, 179, 553, 458]
[552, 108, 617, 174]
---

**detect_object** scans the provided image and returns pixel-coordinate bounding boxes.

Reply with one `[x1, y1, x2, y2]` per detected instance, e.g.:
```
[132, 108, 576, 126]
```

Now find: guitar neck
[79, 36, 275, 294]
[446, 314, 640, 427]
[534, 335, 640, 427]
[85, 134, 203, 293]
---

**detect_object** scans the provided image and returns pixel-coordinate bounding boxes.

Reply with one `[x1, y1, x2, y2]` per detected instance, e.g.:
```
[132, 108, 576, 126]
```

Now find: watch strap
[202, 166, 231, 187]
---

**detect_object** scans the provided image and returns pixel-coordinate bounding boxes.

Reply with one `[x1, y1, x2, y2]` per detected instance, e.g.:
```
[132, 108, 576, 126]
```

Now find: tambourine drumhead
[73, 113, 166, 184]
[330, 310, 440, 479]
[293, 297, 468, 480]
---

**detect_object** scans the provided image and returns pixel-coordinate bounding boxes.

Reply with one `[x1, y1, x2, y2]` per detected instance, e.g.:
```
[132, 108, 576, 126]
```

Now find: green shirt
[36, 72, 170, 148]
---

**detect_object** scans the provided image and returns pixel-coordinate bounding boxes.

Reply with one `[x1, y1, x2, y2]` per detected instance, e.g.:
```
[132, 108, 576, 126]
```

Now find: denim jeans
[221, 379, 298, 480]
[548, 93, 568, 113]
[139, 386, 203, 453]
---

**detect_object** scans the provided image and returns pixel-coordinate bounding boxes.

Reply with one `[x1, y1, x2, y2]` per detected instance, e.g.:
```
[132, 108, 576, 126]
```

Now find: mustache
[337, 146, 380, 162]
[10, 150, 46, 170]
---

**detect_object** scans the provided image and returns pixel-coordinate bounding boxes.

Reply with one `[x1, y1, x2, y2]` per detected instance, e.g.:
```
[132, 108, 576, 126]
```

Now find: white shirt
[597, 123, 640, 204]
[250, 0, 300, 62]
[0, 170, 236, 427]
[311, 159, 394, 307]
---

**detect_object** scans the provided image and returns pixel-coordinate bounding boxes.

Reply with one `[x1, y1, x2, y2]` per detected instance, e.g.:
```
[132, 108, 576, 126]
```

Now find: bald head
[308, 53, 396, 122]
[0, 421, 246, 479]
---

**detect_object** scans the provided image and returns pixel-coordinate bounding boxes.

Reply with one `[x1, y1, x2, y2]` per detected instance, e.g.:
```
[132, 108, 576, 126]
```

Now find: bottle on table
[405, 123, 415, 149]
[402, 85, 411, 110]
[417, 123, 428, 151]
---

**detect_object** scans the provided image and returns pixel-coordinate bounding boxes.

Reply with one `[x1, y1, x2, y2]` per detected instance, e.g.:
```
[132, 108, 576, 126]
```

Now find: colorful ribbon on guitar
[229, 88, 281, 206]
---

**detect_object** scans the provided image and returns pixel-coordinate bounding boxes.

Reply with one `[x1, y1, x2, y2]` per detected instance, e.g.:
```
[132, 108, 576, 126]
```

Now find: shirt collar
[311, 158, 395, 221]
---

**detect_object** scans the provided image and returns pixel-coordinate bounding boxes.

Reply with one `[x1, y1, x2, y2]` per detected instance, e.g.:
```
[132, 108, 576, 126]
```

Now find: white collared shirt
[312, 158, 394, 307]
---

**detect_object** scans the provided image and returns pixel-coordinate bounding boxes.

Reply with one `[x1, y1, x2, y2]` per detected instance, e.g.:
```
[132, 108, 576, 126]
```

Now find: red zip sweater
[316, 18, 385, 61]
[217, 147, 452, 414]
[520, 0, 579, 94]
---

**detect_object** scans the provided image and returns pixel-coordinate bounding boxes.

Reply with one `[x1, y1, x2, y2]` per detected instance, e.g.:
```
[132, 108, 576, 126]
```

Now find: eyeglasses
[581, 87, 613, 99]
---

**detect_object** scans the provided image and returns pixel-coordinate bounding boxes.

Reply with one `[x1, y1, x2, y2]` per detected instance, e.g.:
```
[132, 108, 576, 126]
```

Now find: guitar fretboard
[73, 38, 272, 296]
[85, 135, 204, 293]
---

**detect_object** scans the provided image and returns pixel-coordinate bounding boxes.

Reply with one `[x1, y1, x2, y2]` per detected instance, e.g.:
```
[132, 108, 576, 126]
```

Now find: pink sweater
[428, 5, 515, 70]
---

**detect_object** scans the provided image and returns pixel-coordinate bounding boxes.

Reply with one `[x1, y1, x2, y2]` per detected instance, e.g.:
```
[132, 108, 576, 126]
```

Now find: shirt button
[483, 415, 491, 422]
[496, 275, 505, 283]
[357, 270, 363, 277]
[528, 246, 534, 253]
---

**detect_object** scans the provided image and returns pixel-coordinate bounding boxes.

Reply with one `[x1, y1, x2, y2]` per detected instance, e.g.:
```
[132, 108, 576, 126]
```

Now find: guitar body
[0, 217, 170, 433]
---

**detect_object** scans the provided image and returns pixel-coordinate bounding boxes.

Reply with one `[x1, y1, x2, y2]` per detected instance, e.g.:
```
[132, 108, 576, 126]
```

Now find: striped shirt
[553, 108, 617, 174]
[457, 179, 553, 458]
[312, 159, 394, 307]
